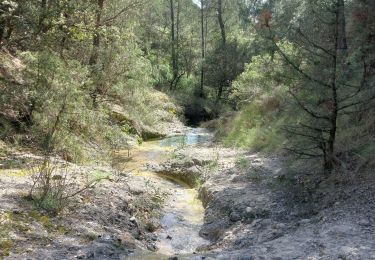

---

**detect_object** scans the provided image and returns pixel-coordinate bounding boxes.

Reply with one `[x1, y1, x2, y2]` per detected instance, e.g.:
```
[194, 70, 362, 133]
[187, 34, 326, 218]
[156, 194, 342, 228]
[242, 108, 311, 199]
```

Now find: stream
[117, 128, 212, 259]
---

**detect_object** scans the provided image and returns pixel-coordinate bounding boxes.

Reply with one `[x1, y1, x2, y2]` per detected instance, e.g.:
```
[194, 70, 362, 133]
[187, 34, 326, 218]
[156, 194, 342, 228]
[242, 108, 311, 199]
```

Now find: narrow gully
[115, 128, 212, 259]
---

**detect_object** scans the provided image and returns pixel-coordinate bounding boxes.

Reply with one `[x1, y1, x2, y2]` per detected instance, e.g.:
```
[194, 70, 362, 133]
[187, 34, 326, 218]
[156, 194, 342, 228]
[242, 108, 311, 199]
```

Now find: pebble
[299, 219, 311, 225]
[230, 212, 241, 222]
[358, 218, 371, 227]
[75, 251, 85, 259]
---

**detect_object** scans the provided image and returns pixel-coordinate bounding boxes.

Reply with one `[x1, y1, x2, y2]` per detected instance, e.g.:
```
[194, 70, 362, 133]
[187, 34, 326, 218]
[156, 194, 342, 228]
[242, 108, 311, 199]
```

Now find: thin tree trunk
[216, 0, 226, 102]
[325, 1, 342, 173]
[170, 0, 178, 90]
[38, 0, 48, 33]
[176, 0, 180, 73]
[217, 0, 226, 46]
[199, 0, 205, 97]
[0, 20, 4, 48]
[337, 0, 347, 50]
[89, 0, 104, 66]
[89, 0, 105, 108]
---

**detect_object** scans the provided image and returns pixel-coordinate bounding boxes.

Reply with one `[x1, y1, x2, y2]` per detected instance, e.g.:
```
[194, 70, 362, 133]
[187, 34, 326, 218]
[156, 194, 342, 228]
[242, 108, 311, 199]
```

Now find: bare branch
[102, 0, 145, 25]
[338, 93, 375, 111]
[282, 125, 326, 141]
[270, 36, 332, 89]
[298, 122, 330, 133]
[296, 28, 334, 57]
[284, 147, 322, 158]
[288, 90, 330, 120]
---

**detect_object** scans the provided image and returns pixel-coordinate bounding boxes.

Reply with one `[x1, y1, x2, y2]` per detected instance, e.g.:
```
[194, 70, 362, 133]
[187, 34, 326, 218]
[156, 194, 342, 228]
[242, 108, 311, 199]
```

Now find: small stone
[76, 251, 85, 259]
[130, 216, 137, 223]
[12, 209, 21, 214]
[146, 218, 160, 232]
[230, 211, 241, 222]
[117, 232, 137, 249]
[299, 219, 311, 225]
[147, 243, 157, 251]
[358, 218, 371, 227]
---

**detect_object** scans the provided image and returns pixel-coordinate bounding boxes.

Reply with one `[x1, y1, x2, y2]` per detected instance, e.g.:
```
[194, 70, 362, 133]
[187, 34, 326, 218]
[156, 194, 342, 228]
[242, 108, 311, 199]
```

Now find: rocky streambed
[1, 126, 375, 260]
[152, 140, 375, 260]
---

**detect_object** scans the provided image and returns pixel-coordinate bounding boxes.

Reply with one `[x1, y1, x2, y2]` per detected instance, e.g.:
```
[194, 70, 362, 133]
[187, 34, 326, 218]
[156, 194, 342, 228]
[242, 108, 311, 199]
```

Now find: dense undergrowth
[0, 49, 181, 164]
[214, 48, 374, 174]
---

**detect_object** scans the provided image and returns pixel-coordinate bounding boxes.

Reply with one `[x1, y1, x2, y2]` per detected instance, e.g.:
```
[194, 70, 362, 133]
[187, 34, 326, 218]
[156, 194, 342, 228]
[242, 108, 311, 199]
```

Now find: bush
[28, 158, 108, 215]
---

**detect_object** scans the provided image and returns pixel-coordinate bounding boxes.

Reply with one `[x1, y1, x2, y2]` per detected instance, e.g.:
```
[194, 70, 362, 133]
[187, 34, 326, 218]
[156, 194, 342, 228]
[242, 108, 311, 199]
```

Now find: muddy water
[117, 128, 212, 259]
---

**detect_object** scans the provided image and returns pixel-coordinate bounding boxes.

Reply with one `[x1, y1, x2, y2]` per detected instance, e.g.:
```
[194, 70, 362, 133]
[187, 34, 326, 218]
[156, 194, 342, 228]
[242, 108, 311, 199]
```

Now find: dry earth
[1, 130, 375, 260]
[155, 144, 375, 260]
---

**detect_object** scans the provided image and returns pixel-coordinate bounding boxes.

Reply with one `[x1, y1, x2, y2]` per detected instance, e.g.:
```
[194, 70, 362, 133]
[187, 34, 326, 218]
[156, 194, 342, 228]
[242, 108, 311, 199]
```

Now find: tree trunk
[38, 0, 48, 33]
[337, 0, 347, 50]
[89, 0, 104, 66]
[325, 0, 343, 173]
[89, 0, 105, 108]
[170, 0, 178, 90]
[199, 0, 205, 97]
[0, 20, 4, 48]
[176, 0, 180, 71]
[216, 0, 226, 102]
[217, 0, 226, 46]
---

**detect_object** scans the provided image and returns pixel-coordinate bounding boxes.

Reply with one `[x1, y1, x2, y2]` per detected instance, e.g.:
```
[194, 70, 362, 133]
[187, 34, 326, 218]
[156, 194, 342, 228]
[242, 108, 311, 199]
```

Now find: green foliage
[221, 102, 286, 152]
[235, 156, 250, 171]
[90, 170, 112, 182]
[219, 50, 292, 152]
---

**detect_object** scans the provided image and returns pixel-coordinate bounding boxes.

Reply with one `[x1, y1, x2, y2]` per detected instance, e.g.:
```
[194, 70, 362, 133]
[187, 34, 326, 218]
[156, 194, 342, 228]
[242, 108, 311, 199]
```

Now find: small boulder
[117, 232, 137, 249]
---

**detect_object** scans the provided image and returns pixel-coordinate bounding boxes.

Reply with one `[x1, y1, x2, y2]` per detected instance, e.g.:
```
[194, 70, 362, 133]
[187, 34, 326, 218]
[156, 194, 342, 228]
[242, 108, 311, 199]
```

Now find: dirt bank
[156, 144, 375, 259]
